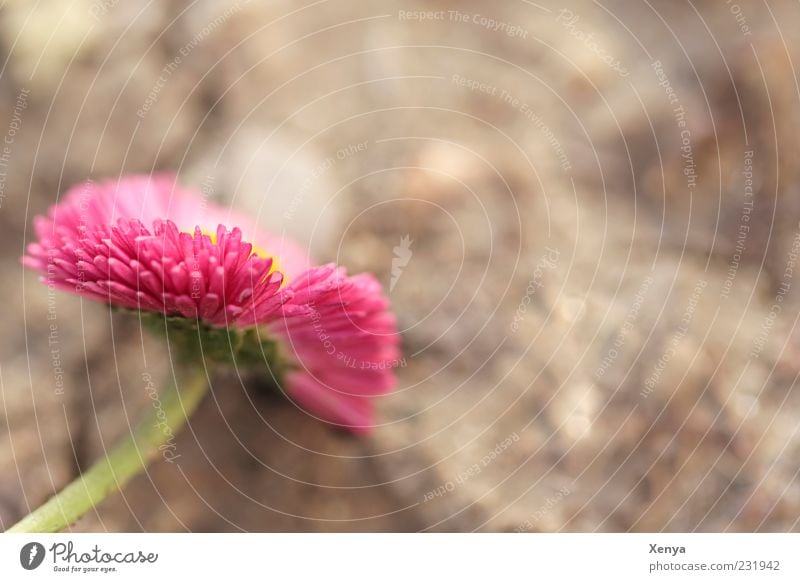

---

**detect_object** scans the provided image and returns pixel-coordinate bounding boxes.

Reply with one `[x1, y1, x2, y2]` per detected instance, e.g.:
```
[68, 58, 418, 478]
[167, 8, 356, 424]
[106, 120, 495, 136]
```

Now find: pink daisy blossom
[23, 175, 400, 433]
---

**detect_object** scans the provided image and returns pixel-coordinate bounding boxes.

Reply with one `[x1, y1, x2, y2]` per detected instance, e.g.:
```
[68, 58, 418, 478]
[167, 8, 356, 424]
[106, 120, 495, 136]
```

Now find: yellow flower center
[195, 228, 285, 285]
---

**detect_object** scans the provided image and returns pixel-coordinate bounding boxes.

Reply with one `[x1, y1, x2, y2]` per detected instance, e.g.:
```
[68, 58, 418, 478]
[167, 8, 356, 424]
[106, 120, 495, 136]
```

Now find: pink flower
[23, 175, 400, 433]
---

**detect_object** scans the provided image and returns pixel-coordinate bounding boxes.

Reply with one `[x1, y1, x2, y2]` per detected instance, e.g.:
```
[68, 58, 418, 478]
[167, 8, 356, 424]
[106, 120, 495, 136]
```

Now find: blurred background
[2, 0, 800, 531]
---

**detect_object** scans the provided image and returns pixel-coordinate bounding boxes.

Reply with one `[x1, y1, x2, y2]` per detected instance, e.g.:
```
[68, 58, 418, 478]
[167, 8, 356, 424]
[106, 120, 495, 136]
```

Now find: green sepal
[137, 312, 295, 387]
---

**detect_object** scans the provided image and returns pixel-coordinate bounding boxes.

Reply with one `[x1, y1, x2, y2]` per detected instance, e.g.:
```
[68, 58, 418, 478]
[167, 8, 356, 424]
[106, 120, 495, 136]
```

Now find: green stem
[6, 366, 209, 533]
